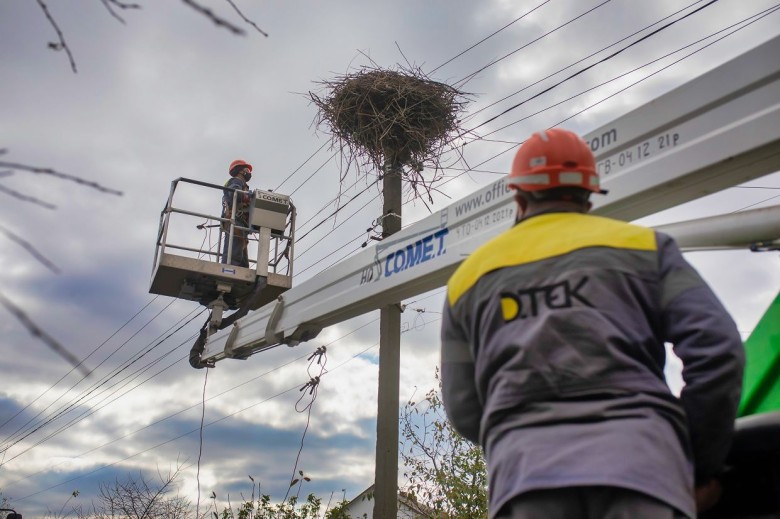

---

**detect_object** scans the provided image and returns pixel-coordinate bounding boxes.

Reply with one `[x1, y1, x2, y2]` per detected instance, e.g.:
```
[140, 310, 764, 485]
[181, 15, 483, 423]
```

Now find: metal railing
[152, 177, 294, 279]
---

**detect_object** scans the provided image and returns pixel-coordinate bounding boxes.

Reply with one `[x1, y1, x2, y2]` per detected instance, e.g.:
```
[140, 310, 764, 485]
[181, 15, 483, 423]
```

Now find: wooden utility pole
[373, 158, 403, 519]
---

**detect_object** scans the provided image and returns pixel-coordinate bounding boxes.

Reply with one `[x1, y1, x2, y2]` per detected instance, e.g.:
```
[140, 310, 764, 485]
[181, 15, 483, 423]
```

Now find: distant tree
[0, 490, 15, 519]
[400, 368, 488, 518]
[67, 467, 192, 519]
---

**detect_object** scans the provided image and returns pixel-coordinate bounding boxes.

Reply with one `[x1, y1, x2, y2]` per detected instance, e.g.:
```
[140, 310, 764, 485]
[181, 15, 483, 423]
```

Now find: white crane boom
[202, 35, 780, 364]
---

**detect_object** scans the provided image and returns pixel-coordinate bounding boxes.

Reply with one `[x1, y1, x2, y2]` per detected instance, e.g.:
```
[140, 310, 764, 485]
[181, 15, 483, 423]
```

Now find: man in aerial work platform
[440, 128, 745, 518]
[222, 159, 253, 267]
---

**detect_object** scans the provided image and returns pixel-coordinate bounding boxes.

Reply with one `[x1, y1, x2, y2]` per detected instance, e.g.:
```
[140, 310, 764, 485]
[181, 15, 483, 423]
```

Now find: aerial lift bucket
[148, 177, 295, 367]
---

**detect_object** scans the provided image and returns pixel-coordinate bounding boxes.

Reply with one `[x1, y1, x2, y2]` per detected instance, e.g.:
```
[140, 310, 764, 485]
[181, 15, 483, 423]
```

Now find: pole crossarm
[202, 35, 780, 364]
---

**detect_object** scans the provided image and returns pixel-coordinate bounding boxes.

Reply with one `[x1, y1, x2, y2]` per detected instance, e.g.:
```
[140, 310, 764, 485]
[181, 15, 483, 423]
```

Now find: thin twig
[0, 291, 89, 376]
[0, 159, 123, 195]
[224, 0, 268, 37]
[0, 184, 57, 209]
[99, 0, 142, 24]
[395, 41, 414, 70]
[0, 224, 60, 273]
[36, 0, 77, 73]
[180, 0, 245, 35]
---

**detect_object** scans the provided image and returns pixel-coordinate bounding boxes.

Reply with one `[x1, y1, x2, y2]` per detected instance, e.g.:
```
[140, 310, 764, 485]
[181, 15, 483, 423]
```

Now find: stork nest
[310, 66, 469, 203]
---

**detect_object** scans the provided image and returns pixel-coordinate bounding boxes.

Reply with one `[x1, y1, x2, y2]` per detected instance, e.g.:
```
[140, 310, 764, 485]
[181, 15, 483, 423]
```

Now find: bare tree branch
[0, 291, 89, 377]
[225, 0, 268, 37]
[99, 0, 142, 24]
[0, 184, 57, 209]
[35, 0, 265, 76]
[0, 155, 123, 195]
[0, 224, 60, 273]
[180, 0, 246, 35]
[36, 0, 78, 73]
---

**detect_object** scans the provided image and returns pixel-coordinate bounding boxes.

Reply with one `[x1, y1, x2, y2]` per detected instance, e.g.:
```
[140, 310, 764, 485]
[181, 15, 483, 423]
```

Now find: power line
[438, 2, 778, 186]
[282, 346, 328, 505]
[549, 4, 779, 126]
[413, 0, 719, 178]
[5, 319, 378, 488]
[274, 141, 330, 192]
[461, 0, 711, 124]
[455, 0, 614, 88]
[285, 4, 620, 248]
[295, 192, 381, 263]
[480, 26, 738, 140]
[0, 308, 204, 463]
[0, 298, 179, 450]
[0, 299, 179, 449]
[195, 367, 209, 518]
[428, 0, 554, 75]
[297, 233, 365, 278]
[295, 175, 369, 233]
[294, 2, 776, 280]
[466, 0, 721, 133]
[0, 330, 201, 468]
[288, 151, 339, 197]
[296, 184, 376, 243]
[0, 296, 160, 434]
[731, 194, 780, 213]
[10, 318, 382, 501]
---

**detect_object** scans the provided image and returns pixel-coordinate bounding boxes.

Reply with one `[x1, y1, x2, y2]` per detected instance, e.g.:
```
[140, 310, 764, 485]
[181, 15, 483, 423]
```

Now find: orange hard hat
[508, 128, 601, 193]
[229, 159, 253, 176]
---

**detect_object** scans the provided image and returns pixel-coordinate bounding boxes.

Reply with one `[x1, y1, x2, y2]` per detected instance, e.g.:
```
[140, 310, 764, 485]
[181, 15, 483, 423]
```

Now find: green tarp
[738, 290, 780, 417]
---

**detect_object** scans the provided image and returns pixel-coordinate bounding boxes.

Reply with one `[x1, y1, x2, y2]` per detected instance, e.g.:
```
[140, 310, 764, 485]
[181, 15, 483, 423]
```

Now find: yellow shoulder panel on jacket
[447, 212, 657, 307]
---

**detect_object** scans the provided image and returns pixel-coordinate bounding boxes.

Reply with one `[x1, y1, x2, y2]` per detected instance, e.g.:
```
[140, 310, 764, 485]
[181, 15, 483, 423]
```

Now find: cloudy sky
[1, 1, 779, 517]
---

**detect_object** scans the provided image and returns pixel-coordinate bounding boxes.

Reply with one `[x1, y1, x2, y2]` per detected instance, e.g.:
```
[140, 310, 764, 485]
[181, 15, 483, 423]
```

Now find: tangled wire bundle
[310, 66, 469, 201]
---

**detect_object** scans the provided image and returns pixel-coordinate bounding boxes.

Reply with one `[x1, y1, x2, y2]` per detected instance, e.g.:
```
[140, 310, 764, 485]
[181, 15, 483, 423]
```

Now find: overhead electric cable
[10, 318, 381, 499]
[731, 194, 780, 213]
[288, 151, 339, 197]
[0, 298, 178, 449]
[295, 175, 367, 233]
[296, 184, 376, 243]
[0, 308, 204, 461]
[455, 0, 614, 88]
[467, 0, 721, 133]
[274, 141, 330, 192]
[297, 233, 366, 277]
[282, 346, 328, 504]
[0, 331, 201, 467]
[295, 192, 381, 262]
[195, 367, 209, 518]
[428, 0, 554, 75]
[0, 296, 160, 434]
[438, 4, 779, 191]
[462, 0, 710, 123]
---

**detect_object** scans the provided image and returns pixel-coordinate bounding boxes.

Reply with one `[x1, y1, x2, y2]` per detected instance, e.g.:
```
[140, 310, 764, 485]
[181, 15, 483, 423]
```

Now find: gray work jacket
[441, 211, 744, 518]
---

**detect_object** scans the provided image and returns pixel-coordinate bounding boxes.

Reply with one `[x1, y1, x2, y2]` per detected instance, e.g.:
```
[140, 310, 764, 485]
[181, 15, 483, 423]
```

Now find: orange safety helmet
[508, 128, 602, 194]
[229, 159, 253, 176]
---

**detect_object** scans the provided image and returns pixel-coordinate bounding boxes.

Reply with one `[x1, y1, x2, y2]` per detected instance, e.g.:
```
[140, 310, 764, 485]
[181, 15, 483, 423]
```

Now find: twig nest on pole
[310, 66, 469, 201]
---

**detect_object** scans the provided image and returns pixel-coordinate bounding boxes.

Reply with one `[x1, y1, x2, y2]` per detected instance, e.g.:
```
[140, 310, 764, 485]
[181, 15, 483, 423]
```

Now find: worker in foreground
[440, 128, 744, 518]
[222, 159, 253, 267]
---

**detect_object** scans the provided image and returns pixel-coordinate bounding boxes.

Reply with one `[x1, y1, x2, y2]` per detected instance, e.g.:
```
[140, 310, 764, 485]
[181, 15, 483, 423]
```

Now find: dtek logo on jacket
[500, 277, 593, 321]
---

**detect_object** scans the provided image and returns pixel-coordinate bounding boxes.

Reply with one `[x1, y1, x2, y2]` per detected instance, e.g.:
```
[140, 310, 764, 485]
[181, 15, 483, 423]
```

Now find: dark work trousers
[495, 487, 686, 519]
[221, 226, 249, 268]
